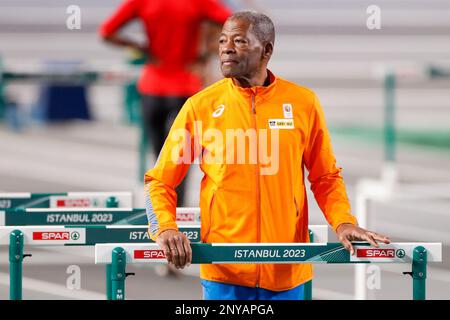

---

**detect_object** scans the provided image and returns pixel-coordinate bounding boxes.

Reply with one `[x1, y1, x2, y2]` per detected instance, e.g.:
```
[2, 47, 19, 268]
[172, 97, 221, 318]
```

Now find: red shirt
[99, 0, 231, 96]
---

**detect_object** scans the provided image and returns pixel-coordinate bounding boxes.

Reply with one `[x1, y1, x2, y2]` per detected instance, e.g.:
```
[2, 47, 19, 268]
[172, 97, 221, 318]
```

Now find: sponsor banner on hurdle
[0, 192, 132, 210]
[49, 192, 132, 208]
[175, 207, 201, 223]
[0, 207, 201, 226]
[109, 209, 327, 242]
[84, 225, 201, 244]
[0, 193, 62, 211]
[0, 208, 141, 226]
[0, 225, 327, 246]
[350, 244, 424, 263]
[0, 226, 86, 245]
[0, 225, 201, 245]
[112, 207, 201, 225]
[95, 242, 442, 264]
[97, 225, 325, 247]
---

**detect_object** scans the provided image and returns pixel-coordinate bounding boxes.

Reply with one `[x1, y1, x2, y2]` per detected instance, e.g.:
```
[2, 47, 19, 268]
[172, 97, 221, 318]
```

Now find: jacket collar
[227, 69, 278, 103]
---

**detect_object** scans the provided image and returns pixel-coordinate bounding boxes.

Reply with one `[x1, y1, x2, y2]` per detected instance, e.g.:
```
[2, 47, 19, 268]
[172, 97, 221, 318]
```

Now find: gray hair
[227, 11, 275, 45]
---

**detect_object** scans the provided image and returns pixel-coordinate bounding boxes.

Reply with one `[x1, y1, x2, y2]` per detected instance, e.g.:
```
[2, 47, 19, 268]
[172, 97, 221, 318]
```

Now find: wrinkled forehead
[221, 18, 253, 36]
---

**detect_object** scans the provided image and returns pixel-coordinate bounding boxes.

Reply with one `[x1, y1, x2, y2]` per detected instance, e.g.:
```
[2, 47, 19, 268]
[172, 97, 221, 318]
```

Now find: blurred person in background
[99, 0, 232, 206]
[145, 11, 391, 300]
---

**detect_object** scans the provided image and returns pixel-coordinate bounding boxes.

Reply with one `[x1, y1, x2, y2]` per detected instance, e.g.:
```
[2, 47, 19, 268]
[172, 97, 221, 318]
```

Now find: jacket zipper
[251, 93, 261, 288]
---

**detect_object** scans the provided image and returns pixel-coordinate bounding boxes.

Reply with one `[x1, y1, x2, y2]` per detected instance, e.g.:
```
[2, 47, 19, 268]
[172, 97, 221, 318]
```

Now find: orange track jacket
[145, 70, 357, 291]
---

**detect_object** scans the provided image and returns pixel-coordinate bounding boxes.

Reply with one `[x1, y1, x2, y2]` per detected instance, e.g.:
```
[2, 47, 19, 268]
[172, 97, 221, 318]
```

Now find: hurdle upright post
[105, 195, 118, 300]
[111, 247, 127, 300]
[304, 230, 314, 300]
[138, 116, 148, 182]
[384, 71, 396, 164]
[412, 246, 427, 300]
[9, 230, 24, 300]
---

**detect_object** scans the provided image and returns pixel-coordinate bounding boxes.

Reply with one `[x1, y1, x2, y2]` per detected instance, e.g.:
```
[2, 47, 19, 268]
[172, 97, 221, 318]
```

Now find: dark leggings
[141, 94, 190, 206]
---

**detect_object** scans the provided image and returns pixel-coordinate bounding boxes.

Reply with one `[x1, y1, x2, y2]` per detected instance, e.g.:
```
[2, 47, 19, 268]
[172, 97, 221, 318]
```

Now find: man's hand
[336, 223, 391, 256]
[155, 229, 192, 269]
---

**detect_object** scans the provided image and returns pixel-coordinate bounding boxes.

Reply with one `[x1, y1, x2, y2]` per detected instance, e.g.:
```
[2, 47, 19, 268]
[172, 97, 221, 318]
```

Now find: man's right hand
[155, 229, 192, 269]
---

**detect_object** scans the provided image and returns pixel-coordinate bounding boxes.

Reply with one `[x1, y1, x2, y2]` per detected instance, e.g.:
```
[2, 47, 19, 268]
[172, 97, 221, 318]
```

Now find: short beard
[220, 67, 236, 78]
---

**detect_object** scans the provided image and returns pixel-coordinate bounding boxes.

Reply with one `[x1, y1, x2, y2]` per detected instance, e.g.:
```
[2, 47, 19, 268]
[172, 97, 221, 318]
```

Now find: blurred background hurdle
[0, 191, 132, 210]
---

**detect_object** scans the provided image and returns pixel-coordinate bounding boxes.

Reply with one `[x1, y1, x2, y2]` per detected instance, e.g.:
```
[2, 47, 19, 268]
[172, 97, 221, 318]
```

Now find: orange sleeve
[304, 93, 358, 232]
[98, 0, 140, 38]
[144, 99, 198, 240]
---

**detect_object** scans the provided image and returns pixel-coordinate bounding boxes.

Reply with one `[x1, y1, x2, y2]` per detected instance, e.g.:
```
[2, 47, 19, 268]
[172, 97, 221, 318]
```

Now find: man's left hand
[336, 223, 391, 256]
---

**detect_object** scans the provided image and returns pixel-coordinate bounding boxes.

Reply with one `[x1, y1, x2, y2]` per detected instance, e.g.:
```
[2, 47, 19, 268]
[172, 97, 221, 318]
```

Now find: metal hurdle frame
[96, 242, 442, 301]
[1, 191, 130, 299]
[0, 206, 200, 300]
[0, 219, 327, 300]
[4, 201, 440, 301]
[0, 224, 202, 300]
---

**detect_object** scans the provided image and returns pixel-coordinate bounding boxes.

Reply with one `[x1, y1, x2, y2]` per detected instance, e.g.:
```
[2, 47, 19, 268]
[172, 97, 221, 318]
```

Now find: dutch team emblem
[283, 103, 293, 118]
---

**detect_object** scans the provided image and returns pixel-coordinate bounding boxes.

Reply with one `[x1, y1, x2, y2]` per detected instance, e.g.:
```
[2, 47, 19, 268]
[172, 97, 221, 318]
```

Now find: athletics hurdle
[0, 224, 326, 300]
[0, 62, 144, 182]
[0, 224, 201, 300]
[95, 242, 442, 301]
[0, 191, 133, 210]
[0, 204, 327, 300]
[0, 206, 201, 299]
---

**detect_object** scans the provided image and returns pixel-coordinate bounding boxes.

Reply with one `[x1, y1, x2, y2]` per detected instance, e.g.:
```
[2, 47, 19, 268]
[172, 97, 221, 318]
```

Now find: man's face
[219, 18, 265, 79]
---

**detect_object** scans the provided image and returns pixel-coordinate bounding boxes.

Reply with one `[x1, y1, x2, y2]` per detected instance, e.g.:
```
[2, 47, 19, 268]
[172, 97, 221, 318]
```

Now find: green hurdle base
[111, 247, 127, 300]
[412, 246, 427, 300]
[8, 230, 32, 300]
[9, 230, 24, 300]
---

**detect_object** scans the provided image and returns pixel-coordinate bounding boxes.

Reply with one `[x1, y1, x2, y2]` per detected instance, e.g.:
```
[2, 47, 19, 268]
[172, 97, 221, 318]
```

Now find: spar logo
[33, 231, 80, 241]
[70, 231, 80, 240]
[57, 199, 91, 207]
[396, 249, 406, 258]
[134, 250, 166, 259]
[356, 248, 407, 259]
[356, 248, 395, 258]
[176, 213, 195, 222]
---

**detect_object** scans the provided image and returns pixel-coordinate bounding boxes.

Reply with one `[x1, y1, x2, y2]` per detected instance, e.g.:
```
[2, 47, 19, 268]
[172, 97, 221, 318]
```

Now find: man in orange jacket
[145, 11, 390, 300]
